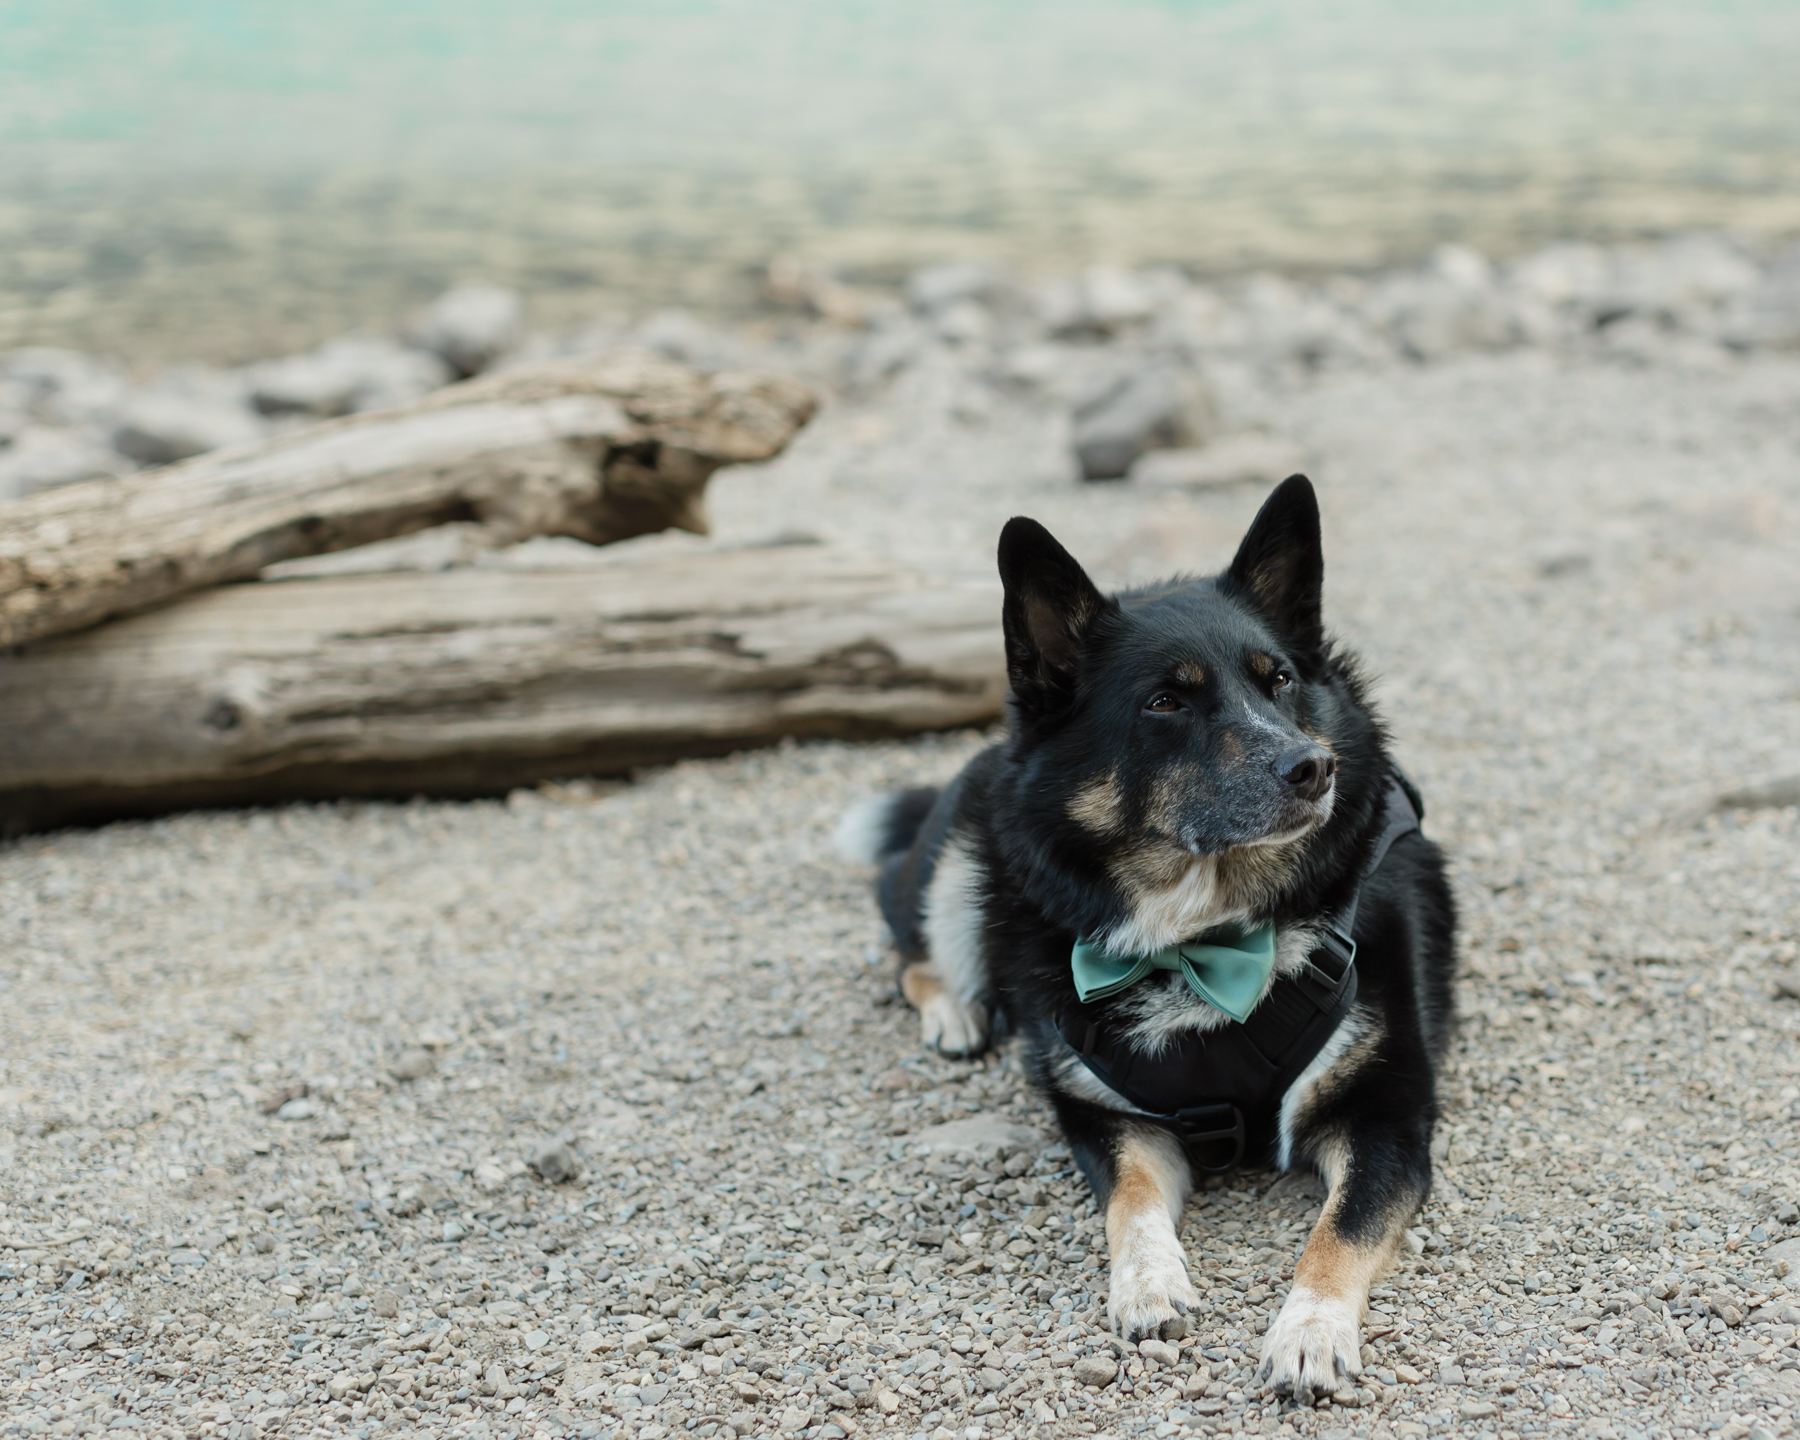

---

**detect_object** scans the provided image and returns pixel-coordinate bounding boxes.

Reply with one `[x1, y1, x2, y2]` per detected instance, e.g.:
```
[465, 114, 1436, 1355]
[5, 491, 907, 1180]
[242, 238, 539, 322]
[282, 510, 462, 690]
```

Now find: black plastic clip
[1169, 1102, 1246, 1172]
[1297, 928, 1356, 1011]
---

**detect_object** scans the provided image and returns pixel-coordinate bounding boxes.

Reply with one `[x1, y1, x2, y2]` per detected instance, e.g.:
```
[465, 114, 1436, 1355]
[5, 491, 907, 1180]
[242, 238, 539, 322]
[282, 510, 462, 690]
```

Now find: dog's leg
[898, 961, 989, 1057]
[900, 833, 991, 1057]
[1057, 1099, 1198, 1340]
[1259, 1129, 1429, 1403]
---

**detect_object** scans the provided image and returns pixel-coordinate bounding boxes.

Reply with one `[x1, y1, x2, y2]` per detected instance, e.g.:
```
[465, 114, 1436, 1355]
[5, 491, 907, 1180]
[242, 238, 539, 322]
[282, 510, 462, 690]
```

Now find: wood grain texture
[0, 352, 817, 647]
[0, 545, 1004, 832]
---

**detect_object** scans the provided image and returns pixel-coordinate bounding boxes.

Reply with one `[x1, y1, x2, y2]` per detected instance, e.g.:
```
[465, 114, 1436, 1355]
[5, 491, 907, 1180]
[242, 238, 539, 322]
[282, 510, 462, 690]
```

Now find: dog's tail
[831, 787, 941, 866]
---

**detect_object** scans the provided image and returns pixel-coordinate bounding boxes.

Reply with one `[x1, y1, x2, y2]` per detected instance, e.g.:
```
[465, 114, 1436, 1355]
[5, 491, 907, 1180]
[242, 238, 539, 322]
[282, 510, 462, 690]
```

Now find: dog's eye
[1144, 693, 1182, 714]
[1271, 669, 1293, 694]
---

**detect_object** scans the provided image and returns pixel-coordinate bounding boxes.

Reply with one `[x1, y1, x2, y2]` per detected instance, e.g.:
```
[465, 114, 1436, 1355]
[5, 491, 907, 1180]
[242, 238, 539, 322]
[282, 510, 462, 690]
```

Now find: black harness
[1056, 772, 1423, 1172]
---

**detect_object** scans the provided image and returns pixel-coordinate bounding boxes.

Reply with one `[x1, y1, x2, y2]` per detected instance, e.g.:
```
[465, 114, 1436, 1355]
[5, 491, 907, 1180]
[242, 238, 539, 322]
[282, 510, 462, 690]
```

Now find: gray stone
[2, 347, 127, 427]
[244, 337, 451, 417]
[1762, 1237, 1800, 1269]
[389, 1048, 436, 1082]
[1139, 1338, 1179, 1368]
[1721, 244, 1800, 348]
[1072, 1355, 1118, 1387]
[1367, 245, 1515, 360]
[441, 1220, 467, 1244]
[274, 1097, 319, 1122]
[410, 285, 522, 376]
[112, 392, 262, 465]
[0, 426, 123, 499]
[1072, 365, 1210, 480]
[907, 1116, 1046, 1157]
[906, 262, 1008, 315]
[533, 1138, 579, 1185]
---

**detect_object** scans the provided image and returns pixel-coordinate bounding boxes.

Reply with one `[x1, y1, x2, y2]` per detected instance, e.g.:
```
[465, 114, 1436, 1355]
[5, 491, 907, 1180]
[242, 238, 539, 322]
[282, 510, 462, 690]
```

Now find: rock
[112, 392, 262, 466]
[635, 309, 731, 367]
[1072, 366, 1211, 480]
[533, 1138, 579, 1184]
[410, 285, 523, 376]
[1073, 1355, 1119, 1388]
[1721, 245, 1800, 348]
[0, 426, 123, 500]
[67, 1330, 97, 1350]
[523, 1329, 550, 1350]
[1438, 1362, 1466, 1384]
[1128, 433, 1306, 491]
[1459, 1400, 1501, 1419]
[1238, 273, 1380, 368]
[1081, 266, 1158, 329]
[373, 1290, 401, 1318]
[907, 1116, 1046, 1157]
[244, 337, 452, 417]
[274, 1097, 318, 1122]
[2, 347, 127, 427]
[1606, 234, 1759, 324]
[907, 262, 1009, 315]
[389, 1048, 436, 1081]
[1368, 246, 1515, 360]
[778, 1405, 812, 1433]
[441, 1220, 468, 1244]
[1393, 1363, 1424, 1384]
[1139, 1338, 1179, 1368]
[1762, 1237, 1800, 1270]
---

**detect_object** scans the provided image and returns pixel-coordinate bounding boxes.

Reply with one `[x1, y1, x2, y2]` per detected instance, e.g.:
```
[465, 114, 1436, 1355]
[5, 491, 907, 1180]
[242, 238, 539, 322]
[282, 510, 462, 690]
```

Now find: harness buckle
[1168, 1102, 1246, 1172]
[1298, 927, 1356, 1010]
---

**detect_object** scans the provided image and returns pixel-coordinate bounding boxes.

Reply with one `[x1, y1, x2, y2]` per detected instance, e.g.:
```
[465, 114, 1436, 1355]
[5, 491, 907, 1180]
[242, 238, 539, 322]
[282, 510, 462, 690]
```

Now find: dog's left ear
[1226, 474, 1324, 650]
[998, 516, 1111, 713]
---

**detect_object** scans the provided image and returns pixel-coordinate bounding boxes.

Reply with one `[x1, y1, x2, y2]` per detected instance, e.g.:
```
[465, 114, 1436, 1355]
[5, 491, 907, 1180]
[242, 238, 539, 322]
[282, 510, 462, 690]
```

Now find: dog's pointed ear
[998, 516, 1110, 711]
[1226, 474, 1324, 649]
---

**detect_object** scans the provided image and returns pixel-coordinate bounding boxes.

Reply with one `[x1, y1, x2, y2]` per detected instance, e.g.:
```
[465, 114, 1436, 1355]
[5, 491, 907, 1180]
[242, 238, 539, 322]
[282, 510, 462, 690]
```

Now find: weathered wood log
[0, 545, 1004, 833]
[0, 353, 817, 648]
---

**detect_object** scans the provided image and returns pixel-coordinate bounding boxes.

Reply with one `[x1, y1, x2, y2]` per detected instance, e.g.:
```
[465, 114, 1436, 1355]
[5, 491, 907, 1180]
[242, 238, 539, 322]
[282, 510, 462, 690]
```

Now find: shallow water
[4, 0, 1800, 361]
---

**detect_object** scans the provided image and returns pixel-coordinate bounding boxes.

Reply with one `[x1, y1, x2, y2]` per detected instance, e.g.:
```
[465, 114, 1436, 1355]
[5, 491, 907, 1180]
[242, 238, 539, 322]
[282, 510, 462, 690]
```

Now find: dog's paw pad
[920, 993, 988, 1057]
[1259, 1288, 1361, 1404]
[1108, 1250, 1200, 1342]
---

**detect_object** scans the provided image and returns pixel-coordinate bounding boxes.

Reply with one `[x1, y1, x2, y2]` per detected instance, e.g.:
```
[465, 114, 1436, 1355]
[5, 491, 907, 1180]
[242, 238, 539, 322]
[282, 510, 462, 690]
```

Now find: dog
[837, 475, 1456, 1401]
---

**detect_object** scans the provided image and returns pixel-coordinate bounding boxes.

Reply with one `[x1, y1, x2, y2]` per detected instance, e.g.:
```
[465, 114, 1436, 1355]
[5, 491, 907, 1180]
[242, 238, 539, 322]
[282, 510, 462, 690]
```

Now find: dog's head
[998, 475, 1376, 950]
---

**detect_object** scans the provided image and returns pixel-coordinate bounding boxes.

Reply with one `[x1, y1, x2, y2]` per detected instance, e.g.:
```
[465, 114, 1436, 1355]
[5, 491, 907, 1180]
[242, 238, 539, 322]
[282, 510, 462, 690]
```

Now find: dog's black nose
[1276, 746, 1336, 801]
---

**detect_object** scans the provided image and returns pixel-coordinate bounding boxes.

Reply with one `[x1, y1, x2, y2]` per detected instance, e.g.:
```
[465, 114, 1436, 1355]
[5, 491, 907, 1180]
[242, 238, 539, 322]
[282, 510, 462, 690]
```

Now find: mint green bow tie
[1071, 922, 1278, 1023]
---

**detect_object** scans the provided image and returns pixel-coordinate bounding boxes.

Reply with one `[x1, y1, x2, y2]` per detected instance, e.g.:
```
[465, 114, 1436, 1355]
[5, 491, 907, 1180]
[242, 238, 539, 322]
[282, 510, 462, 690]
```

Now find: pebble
[408, 284, 522, 376]
[1072, 1355, 1119, 1387]
[532, 1138, 579, 1185]
[388, 1047, 436, 1081]
[273, 1096, 318, 1121]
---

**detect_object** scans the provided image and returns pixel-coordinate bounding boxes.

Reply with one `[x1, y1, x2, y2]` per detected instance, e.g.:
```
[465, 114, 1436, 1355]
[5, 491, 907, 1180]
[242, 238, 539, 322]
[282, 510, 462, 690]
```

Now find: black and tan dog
[838, 476, 1456, 1401]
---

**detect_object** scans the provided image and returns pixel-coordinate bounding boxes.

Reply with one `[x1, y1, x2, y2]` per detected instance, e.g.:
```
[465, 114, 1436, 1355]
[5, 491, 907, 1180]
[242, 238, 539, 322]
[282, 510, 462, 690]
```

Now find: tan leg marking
[1105, 1126, 1198, 1341]
[1259, 1144, 1412, 1402]
[899, 961, 987, 1056]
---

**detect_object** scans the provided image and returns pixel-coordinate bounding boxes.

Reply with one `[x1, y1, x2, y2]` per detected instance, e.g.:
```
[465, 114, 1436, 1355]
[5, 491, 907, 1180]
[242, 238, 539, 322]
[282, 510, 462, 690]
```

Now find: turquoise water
[3, 1, 1799, 358]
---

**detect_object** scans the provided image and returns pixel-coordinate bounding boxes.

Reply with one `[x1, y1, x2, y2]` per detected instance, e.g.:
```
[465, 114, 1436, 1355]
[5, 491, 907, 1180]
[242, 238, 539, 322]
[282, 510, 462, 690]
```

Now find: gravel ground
[4, 325, 1800, 1440]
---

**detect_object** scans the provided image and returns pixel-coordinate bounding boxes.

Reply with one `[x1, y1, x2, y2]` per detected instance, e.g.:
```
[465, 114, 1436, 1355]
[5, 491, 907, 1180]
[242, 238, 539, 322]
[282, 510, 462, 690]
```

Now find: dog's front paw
[1107, 1233, 1199, 1342]
[1259, 1287, 1361, 1403]
[920, 992, 988, 1057]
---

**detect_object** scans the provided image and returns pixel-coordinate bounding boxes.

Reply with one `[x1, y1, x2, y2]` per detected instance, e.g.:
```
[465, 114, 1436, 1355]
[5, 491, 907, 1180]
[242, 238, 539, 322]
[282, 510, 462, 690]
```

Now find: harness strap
[1057, 770, 1422, 1170]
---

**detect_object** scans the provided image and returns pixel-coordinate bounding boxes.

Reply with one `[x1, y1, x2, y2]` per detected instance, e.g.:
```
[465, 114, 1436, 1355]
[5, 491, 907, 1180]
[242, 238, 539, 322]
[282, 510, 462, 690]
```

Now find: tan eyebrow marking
[1248, 652, 1277, 678]
[1175, 661, 1206, 686]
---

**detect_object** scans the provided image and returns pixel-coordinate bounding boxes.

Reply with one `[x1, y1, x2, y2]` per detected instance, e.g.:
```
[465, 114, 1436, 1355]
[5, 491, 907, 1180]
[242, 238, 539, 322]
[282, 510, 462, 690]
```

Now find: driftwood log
[0, 545, 1004, 833]
[0, 353, 817, 648]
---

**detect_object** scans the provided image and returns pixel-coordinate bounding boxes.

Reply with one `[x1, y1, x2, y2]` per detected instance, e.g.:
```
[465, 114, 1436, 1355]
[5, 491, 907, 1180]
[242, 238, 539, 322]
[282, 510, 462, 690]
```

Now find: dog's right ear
[998, 517, 1110, 712]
